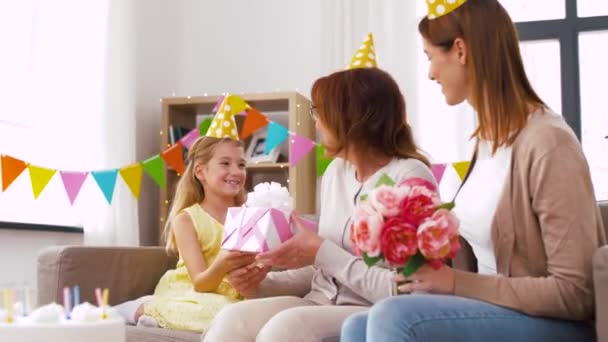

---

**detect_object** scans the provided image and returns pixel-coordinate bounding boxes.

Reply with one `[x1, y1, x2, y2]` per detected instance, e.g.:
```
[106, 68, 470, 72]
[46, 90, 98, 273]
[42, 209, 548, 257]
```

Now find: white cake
[0, 302, 125, 342]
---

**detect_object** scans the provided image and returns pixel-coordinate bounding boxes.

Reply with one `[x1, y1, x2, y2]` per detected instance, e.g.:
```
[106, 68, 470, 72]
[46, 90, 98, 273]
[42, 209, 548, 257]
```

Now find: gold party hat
[206, 94, 240, 140]
[346, 33, 377, 70]
[426, 0, 467, 20]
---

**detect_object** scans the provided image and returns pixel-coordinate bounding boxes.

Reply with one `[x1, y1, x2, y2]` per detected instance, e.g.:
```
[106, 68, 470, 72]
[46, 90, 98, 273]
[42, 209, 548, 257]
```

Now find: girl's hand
[227, 263, 271, 298]
[213, 250, 257, 275]
[255, 225, 323, 269]
[393, 264, 455, 295]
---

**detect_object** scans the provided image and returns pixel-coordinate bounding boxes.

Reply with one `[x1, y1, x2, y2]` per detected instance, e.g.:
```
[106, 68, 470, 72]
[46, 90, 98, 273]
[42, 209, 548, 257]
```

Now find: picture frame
[245, 130, 280, 163]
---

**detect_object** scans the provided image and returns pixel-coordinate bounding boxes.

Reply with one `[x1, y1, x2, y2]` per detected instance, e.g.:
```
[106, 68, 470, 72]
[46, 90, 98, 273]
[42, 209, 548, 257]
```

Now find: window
[511, 0, 608, 200]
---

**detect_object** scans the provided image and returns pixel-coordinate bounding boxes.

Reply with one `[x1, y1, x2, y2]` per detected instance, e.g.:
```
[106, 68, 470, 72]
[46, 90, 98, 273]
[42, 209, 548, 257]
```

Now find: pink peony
[400, 185, 441, 227]
[417, 209, 460, 267]
[379, 217, 418, 267]
[369, 185, 409, 217]
[399, 177, 437, 192]
[350, 203, 384, 257]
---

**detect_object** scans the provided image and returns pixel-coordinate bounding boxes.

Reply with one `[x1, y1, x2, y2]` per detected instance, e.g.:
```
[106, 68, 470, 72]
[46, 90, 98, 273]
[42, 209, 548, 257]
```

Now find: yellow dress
[144, 204, 241, 332]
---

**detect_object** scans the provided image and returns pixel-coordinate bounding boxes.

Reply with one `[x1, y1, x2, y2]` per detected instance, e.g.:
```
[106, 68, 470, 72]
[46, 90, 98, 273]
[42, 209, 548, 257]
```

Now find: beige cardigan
[454, 109, 606, 321]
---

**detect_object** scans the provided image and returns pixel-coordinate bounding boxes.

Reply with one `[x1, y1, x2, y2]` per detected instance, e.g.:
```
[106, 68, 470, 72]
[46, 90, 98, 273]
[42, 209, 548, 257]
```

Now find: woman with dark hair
[341, 1, 605, 341]
[203, 39, 436, 342]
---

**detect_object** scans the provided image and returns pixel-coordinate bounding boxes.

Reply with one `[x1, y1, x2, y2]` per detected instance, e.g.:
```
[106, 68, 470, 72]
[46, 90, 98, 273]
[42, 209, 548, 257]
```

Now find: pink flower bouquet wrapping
[350, 175, 460, 276]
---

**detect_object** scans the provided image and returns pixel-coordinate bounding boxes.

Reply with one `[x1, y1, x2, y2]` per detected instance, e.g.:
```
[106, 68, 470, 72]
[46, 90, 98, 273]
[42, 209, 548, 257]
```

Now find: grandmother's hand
[393, 264, 455, 295]
[255, 215, 323, 269]
[227, 263, 271, 298]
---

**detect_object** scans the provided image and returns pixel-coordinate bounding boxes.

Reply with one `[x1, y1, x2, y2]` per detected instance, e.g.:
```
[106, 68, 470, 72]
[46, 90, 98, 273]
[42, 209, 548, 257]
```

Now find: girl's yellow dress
[144, 204, 241, 332]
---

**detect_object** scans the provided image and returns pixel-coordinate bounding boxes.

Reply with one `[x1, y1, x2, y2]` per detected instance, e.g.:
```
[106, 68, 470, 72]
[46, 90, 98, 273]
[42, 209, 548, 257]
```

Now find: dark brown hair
[311, 68, 430, 166]
[419, 0, 545, 153]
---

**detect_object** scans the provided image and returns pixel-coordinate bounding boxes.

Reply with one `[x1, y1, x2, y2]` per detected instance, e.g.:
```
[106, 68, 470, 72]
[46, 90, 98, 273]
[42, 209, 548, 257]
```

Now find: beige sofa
[38, 202, 608, 342]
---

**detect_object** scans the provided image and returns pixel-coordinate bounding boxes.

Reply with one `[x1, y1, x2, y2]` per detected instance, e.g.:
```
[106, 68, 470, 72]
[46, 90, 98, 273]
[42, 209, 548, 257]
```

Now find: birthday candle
[24, 287, 31, 316]
[94, 288, 103, 308]
[4, 288, 14, 323]
[63, 287, 71, 319]
[101, 288, 109, 319]
[73, 286, 80, 307]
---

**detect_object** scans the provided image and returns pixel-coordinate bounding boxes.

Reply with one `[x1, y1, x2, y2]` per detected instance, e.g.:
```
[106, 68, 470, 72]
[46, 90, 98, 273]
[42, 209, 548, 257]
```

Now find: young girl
[118, 136, 256, 332]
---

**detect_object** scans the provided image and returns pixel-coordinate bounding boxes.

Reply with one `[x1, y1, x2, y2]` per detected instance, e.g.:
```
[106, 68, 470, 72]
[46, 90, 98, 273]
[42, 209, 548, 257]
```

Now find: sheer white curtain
[0, 0, 138, 245]
[320, 1, 476, 200]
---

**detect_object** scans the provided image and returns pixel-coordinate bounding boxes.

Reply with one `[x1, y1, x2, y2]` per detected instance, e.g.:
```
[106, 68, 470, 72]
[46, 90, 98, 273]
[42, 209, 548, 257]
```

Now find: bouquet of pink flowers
[350, 175, 460, 276]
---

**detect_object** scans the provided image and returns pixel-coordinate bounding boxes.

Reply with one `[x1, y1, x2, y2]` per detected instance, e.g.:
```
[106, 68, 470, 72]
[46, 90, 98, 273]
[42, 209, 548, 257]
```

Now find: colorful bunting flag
[91, 170, 119, 204]
[265, 122, 289, 155]
[179, 128, 200, 150]
[119, 163, 143, 199]
[226, 94, 248, 115]
[240, 108, 269, 140]
[453, 161, 471, 181]
[161, 143, 186, 175]
[1, 155, 27, 191]
[431, 163, 447, 184]
[28, 165, 57, 199]
[199, 117, 213, 136]
[290, 134, 316, 167]
[316, 145, 334, 177]
[60, 171, 88, 205]
[142, 155, 166, 187]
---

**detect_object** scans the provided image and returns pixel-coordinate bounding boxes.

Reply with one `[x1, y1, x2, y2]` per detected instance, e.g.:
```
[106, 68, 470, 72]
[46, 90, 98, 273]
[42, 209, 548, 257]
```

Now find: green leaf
[401, 251, 425, 277]
[359, 194, 368, 202]
[436, 201, 455, 210]
[363, 253, 383, 267]
[375, 173, 396, 187]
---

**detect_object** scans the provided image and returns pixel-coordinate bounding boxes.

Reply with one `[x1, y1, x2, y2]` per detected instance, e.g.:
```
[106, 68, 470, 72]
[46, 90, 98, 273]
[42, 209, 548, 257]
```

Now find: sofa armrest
[594, 245, 608, 342]
[37, 246, 177, 306]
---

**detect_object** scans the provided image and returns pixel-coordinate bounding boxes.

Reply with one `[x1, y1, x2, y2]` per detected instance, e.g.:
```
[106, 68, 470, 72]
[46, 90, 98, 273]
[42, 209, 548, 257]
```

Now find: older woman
[202, 67, 436, 342]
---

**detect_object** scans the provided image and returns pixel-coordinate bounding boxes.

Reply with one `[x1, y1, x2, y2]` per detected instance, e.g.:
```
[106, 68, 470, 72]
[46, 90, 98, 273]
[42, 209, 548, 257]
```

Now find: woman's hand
[227, 263, 271, 298]
[212, 250, 257, 275]
[393, 264, 455, 295]
[255, 217, 324, 269]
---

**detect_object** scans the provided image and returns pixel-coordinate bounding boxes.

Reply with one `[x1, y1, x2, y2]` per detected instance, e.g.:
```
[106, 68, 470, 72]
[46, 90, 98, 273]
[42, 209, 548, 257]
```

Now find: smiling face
[423, 37, 471, 106]
[194, 141, 246, 201]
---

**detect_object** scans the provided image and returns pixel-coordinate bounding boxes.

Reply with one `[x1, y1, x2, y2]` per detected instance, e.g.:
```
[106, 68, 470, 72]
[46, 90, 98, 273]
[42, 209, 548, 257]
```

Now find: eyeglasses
[309, 105, 318, 122]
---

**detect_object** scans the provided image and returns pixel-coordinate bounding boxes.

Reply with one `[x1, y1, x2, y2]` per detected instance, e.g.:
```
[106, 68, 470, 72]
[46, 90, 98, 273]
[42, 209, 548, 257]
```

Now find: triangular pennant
[265, 122, 289, 155]
[199, 117, 213, 136]
[180, 128, 200, 150]
[240, 108, 269, 140]
[375, 174, 396, 187]
[60, 171, 88, 205]
[289, 134, 316, 167]
[316, 145, 334, 177]
[91, 169, 119, 204]
[119, 163, 143, 199]
[161, 143, 186, 175]
[453, 161, 471, 181]
[1, 155, 27, 191]
[226, 94, 248, 115]
[431, 163, 448, 184]
[212, 95, 225, 113]
[28, 165, 57, 199]
[142, 155, 166, 187]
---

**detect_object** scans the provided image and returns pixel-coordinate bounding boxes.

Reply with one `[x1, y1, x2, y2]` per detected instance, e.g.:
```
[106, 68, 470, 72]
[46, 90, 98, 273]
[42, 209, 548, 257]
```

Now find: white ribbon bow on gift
[246, 182, 294, 212]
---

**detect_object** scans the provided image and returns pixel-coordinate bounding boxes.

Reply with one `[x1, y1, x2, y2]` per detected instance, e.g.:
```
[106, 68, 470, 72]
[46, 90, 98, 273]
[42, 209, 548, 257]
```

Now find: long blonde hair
[164, 136, 246, 252]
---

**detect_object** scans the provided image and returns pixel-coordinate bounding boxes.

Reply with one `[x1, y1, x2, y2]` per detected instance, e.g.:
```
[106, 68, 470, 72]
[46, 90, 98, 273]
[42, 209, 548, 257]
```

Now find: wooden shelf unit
[159, 92, 317, 242]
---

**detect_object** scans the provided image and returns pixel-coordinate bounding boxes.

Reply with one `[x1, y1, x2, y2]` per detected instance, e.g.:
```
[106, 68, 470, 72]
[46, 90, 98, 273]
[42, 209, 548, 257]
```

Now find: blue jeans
[341, 294, 595, 342]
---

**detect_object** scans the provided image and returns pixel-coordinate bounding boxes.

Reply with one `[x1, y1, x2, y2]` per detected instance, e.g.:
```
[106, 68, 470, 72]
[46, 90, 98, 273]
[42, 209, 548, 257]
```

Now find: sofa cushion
[127, 326, 200, 342]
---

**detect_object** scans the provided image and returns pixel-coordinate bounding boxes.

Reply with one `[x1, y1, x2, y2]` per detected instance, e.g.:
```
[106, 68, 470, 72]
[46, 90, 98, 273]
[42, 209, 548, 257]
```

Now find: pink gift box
[221, 207, 316, 253]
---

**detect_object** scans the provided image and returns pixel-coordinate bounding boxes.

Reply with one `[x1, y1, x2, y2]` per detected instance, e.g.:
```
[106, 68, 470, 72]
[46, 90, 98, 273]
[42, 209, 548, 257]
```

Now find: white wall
[0, 229, 83, 288]
[135, 0, 325, 244]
